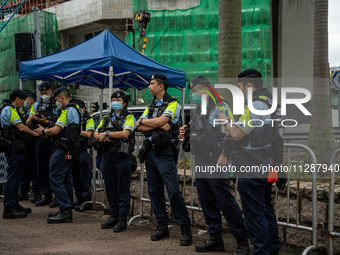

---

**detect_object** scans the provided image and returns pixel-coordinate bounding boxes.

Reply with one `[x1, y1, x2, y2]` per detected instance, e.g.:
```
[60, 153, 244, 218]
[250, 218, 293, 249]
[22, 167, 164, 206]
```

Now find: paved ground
[0, 191, 303, 255]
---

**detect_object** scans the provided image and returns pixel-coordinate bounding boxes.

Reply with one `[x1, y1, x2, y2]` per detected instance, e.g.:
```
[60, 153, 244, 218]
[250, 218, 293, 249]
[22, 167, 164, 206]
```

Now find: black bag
[131, 154, 137, 173]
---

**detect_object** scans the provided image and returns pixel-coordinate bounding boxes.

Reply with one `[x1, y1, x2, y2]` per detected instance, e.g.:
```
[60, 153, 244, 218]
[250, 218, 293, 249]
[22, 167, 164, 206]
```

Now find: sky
[329, 0, 340, 67]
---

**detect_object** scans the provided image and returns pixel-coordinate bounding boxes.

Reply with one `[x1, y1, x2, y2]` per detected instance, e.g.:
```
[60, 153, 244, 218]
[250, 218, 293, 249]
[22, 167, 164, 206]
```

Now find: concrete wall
[147, 0, 200, 10]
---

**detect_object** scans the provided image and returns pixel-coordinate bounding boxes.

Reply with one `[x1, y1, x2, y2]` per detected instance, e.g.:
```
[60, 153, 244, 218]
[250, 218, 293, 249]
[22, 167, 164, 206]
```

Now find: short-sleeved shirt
[140, 98, 181, 124]
[30, 100, 58, 116]
[96, 112, 136, 133]
[1, 106, 22, 127]
[84, 116, 95, 132]
[208, 101, 234, 125]
[55, 106, 80, 129]
[234, 100, 272, 150]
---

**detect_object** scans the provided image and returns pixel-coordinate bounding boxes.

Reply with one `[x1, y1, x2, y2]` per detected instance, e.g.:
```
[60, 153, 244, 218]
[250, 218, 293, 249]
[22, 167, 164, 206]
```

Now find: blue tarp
[19, 29, 186, 90]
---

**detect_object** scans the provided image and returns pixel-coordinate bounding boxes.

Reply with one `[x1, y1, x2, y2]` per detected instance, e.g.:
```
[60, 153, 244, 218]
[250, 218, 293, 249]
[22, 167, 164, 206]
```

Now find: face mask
[41, 94, 51, 102]
[111, 101, 123, 111]
[23, 101, 28, 108]
[191, 93, 201, 104]
[56, 101, 62, 108]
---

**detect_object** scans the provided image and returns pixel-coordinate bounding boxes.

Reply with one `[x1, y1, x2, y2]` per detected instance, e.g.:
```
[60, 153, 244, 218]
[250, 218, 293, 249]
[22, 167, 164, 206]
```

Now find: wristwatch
[139, 118, 143, 125]
[42, 129, 45, 135]
[106, 130, 110, 137]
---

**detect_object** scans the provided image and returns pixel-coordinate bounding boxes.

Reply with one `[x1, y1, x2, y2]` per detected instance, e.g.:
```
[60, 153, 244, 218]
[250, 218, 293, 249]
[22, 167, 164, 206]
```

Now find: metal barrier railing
[328, 148, 340, 255]
[0, 153, 7, 198]
[279, 144, 327, 255]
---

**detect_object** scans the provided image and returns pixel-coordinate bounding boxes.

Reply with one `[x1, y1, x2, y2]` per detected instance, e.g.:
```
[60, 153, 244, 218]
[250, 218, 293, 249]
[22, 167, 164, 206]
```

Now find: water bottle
[220, 105, 229, 134]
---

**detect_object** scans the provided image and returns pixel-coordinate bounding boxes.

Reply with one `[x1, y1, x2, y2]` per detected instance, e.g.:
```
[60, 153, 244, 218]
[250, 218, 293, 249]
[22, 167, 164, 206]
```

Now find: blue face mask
[111, 101, 123, 111]
[23, 101, 28, 108]
[191, 93, 202, 104]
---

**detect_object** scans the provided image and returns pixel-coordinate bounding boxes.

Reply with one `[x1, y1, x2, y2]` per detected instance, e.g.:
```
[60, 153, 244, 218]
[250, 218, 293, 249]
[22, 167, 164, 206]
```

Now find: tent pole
[99, 88, 104, 120]
[19, 79, 23, 90]
[109, 66, 113, 100]
[181, 88, 185, 124]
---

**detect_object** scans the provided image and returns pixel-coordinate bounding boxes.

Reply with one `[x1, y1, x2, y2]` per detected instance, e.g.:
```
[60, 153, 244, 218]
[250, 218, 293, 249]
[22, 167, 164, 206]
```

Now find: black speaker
[16, 52, 34, 71]
[15, 33, 34, 52]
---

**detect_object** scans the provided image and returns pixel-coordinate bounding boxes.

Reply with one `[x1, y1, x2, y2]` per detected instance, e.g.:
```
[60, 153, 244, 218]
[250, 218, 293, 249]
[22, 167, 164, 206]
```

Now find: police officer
[34, 87, 81, 224]
[19, 92, 41, 203]
[70, 99, 94, 211]
[180, 77, 249, 254]
[1, 89, 39, 219]
[26, 81, 58, 208]
[218, 69, 281, 255]
[136, 74, 192, 246]
[94, 90, 135, 232]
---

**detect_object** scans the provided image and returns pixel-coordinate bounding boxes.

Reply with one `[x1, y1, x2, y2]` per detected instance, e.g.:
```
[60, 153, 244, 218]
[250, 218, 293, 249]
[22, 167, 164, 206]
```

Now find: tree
[218, 0, 242, 104]
[308, 0, 336, 164]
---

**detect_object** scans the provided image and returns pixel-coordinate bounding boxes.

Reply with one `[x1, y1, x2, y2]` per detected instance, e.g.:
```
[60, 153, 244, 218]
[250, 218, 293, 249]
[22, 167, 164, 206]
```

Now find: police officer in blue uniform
[26, 81, 58, 207]
[180, 77, 249, 254]
[70, 99, 94, 212]
[137, 74, 192, 246]
[94, 90, 136, 232]
[35, 87, 81, 224]
[1, 89, 39, 219]
[218, 69, 281, 255]
[19, 92, 41, 202]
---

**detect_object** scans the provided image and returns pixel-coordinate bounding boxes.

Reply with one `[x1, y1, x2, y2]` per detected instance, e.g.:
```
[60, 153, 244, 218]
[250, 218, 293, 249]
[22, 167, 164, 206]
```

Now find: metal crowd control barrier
[280, 144, 327, 255]
[0, 153, 7, 198]
[328, 148, 340, 255]
[79, 149, 108, 213]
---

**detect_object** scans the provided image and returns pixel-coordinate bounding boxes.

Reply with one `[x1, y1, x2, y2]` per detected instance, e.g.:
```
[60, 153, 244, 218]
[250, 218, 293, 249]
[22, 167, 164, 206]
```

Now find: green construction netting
[0, 11, 59, 101]
[126, 0, 271, 104]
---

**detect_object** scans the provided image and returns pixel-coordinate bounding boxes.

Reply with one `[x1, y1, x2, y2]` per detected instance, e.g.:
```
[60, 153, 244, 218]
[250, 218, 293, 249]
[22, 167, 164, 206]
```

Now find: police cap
[71, 99, 85, 108]
[38, 81, 52, 91]
[12, 89, 27, 99]
[54, 87, 68, 97]
[111, 90, 127, 99]
[188, 76, 210, 90]
[26, 92, 37, 101]
[150, 73, 168, 86]
[237, 69, 262, 83]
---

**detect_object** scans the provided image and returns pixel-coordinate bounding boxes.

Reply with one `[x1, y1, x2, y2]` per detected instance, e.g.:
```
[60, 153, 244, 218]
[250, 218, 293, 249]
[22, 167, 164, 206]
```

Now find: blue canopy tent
[18, 29, 186, 117]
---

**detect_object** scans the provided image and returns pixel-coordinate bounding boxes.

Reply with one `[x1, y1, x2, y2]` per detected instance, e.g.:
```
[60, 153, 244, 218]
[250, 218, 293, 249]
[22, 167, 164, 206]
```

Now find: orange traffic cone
[267, 167, 278, 183]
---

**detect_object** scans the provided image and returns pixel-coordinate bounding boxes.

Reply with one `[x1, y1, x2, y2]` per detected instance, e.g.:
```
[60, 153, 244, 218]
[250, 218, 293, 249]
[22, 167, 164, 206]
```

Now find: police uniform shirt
[234, 100, 271, 150]
[96, 112, 136, 133]
[1, 106, 22, 128]
[30, 100, 58, 116]
[55, 107, 80, 140]
[140, 98, 181, 124]
[208, 102, 234, 124]
[85, 115, 95, 132]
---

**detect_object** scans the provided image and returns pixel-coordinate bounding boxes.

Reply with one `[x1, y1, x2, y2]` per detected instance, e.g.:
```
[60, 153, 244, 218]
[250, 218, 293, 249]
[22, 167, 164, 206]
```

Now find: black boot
[35, 194, 53, 206]
[73, 198, 83, 209]
[48, 211, 60, 217]
[15, 203, 32, 214]
[3, 207, 27, 219]
[19, 191, 29, 200]
[76, 199, 93, 212]
[195, 233, 225, 252]
[47, 208, 72, 224]
[101, 213, 118, 229]
[233, 238, 250, 255]
[180, 224, 192, 246]
[31, 190, 42, 203]
[113, 214, 127, 233]
[49, 198, 59, 208]
[151, 222, 169, 241]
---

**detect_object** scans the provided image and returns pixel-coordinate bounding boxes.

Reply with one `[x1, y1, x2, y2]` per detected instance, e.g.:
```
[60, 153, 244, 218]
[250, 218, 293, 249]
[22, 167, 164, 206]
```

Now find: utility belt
[52, 139, 81, 160]
[94, 138, 131, 159]
[138, 136, 181, 165]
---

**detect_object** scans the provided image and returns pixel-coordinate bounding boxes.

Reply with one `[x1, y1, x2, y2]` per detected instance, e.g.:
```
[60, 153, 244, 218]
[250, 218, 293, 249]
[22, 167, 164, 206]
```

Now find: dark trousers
[71, 150, 92, 200]
[49, 147, 73, 211]
[36, 137, 53, 195]
[195, 155, 247, 238]
[4, 147, 25, 208]
[238, 159, 281, 255]
[100, 151, 131, 215]
[20, 141, 39, 192]
[145, 146, 190, 226]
